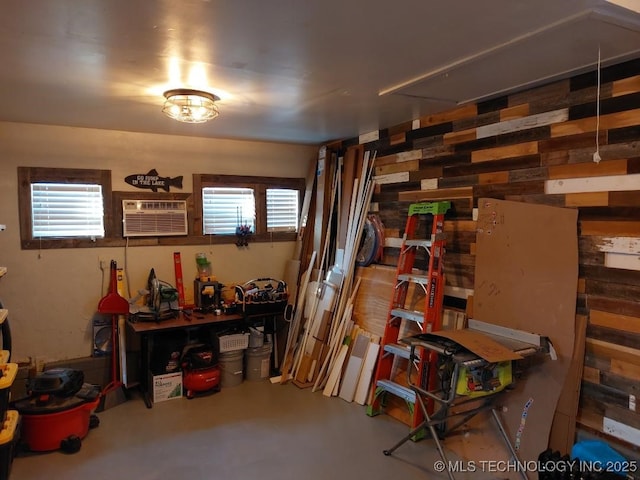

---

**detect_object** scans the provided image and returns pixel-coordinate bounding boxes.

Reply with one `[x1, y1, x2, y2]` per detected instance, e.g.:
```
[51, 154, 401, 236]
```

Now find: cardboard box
[152, 372, 182, 403]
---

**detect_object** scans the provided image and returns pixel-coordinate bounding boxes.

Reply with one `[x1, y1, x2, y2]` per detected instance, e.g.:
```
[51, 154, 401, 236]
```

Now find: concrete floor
[10, 380, 509, 480]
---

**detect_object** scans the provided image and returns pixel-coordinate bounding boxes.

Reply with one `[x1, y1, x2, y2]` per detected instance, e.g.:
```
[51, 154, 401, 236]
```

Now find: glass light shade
[162, 89, 220, 123]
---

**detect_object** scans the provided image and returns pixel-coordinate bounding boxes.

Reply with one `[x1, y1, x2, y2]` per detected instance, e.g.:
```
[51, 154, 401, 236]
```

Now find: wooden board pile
[278, 149, 382, 404]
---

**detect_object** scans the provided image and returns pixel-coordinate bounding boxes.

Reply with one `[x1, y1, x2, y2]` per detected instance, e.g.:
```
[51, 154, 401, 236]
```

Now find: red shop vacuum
[181, 343, 220, 399]
[14, 368, 101, 454]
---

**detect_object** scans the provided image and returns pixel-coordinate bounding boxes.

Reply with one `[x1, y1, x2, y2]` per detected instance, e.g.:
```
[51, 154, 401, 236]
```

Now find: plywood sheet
[473, 198, 578, 464]
[429, 329, 523, 362]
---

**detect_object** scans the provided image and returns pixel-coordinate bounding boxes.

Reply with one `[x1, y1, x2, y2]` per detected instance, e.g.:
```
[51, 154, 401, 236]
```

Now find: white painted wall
[0, 122, 317, 364]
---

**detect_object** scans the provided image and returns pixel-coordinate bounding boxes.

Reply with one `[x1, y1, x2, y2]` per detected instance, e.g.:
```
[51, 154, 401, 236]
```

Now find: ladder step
[404, 239, 432, 249]
[376, 379, 416, 403]
[391, 308, 425, 324]
[383, 343, 412, 359]
[397, 273, 429, 285]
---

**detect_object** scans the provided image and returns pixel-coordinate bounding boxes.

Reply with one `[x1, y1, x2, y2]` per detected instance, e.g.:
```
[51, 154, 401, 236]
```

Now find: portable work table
[383, 320, 550, 480]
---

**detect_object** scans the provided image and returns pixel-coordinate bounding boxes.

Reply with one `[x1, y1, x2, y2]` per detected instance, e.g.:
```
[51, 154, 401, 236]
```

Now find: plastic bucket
[245, 344, 272, 381]
[219, 350, 244, 387]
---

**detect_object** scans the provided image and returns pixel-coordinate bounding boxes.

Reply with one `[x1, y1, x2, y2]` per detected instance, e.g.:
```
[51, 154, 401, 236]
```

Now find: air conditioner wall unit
[122, 200, 188, 237]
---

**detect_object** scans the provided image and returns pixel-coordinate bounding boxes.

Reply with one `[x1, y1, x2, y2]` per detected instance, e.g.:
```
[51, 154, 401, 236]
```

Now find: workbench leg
[141, 333, 153, 409]
[383, 395, 456, 480]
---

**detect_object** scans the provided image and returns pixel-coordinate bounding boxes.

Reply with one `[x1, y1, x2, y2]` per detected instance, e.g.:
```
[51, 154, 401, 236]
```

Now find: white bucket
[219, 350, 244, 387]
[245, 343, 272, 381]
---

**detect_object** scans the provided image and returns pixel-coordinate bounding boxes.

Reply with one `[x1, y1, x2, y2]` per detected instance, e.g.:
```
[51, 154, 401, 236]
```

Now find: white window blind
[31, 183, 105, 238]
[267, 188, 299, 232]
[202, 187, 256, 234]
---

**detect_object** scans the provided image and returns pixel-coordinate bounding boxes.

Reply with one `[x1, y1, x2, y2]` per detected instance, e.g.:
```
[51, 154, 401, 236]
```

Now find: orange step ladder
[367, 201, 450, 431]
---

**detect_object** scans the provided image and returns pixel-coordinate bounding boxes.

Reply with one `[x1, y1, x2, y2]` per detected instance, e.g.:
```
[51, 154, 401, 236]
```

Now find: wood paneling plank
[478, 171, 510, 184]
[612, 75, 640, 97]
[565, 192, 609, 207]
[581, 220, 640, 236]
[594, 236, 640, 254]
[590, 309, 640, 335]
[420, 104, 478, 126]
[375, 159, 419, 176]
[610, 359, 640, 382]
[586, 338, 640, 367]
[551, 109, 640, 137]
[548, 159, 628, 180]
[500, 103, 530, 121]
[375, 149, 423, 166]
[583, 365, 601, 384]
[476, 109, 568, 139]
[443, 128, 476, 145]
[373, 172, 410, 185]
[398, 186, 473, 202]
[471, 141, 539, 163]
[546, 173, 640, 195]
[605, 252, 640, 271]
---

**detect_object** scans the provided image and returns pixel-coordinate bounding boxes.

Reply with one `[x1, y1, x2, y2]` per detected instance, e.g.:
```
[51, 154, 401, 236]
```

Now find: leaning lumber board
[354, 342, 380, 405]
[323, 344, 349, 397]
[338, 334, 370, 402]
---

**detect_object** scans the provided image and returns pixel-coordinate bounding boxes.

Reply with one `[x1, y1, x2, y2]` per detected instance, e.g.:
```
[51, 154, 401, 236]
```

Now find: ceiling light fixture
[162, 88, 220, 123]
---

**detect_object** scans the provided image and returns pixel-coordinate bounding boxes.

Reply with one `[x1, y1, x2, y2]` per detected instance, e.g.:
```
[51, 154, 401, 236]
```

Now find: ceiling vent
[122, 200, 188, 237]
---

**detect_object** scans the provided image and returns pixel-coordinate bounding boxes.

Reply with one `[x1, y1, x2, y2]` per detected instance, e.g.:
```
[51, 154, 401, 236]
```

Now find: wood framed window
[18, 167, 112, 249]
[193, 174, 304, 243]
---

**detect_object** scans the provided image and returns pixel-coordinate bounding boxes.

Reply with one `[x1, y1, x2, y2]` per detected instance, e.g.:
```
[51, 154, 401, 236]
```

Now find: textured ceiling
[1, 0, 639, 145]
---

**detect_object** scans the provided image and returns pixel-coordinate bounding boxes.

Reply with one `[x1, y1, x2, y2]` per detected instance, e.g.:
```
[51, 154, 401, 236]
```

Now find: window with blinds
[266, 188, 299, 232]
[202, 187, 256, 235]
[31, 183, 105, 238]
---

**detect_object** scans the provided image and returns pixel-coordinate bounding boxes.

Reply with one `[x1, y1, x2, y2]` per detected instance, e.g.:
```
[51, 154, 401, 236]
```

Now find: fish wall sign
[124, 169, 183, 192]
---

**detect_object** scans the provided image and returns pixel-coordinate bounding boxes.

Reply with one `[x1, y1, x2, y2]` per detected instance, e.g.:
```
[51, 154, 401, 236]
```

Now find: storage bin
[217, 333, 249, 353]
[0, 410, 19, 480]
[0, 364, 17, 423]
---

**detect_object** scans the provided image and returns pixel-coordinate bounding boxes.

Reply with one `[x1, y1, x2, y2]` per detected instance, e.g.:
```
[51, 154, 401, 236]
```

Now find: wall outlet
[0, 224, 6, 231]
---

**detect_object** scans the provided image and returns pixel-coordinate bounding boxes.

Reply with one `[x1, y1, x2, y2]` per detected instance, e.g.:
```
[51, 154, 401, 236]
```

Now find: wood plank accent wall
[330, 57, 640, 452]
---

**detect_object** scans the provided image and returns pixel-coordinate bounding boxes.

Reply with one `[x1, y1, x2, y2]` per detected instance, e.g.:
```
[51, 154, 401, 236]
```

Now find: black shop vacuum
[14, 368, 101, 454]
